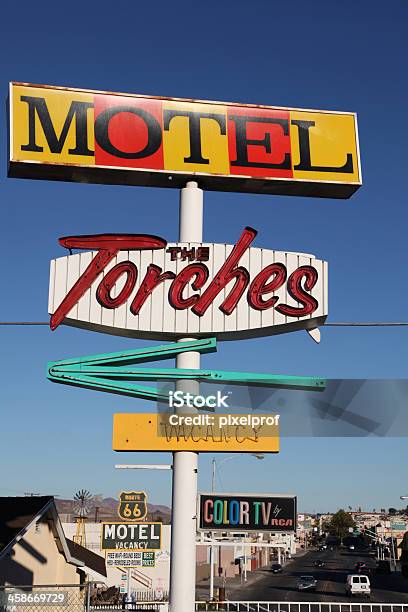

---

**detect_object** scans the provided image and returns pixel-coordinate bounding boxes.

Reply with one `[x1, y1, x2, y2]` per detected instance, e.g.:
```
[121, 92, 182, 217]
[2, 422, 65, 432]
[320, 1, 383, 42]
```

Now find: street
[232, 547, 408, 603]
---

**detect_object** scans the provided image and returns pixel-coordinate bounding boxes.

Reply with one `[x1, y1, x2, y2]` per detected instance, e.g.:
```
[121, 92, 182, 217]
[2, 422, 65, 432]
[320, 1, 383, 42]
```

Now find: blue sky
[1, 0, 408, 512]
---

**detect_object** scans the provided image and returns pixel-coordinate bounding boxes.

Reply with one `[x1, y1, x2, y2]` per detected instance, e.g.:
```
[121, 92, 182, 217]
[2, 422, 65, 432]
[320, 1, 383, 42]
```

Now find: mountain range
[56, 495, 171, 523]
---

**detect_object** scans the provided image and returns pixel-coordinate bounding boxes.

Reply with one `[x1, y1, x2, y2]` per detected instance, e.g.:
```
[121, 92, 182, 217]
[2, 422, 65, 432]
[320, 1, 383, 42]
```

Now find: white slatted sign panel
[151, 246, 167, 335]
[259, 247, 275, 331]
[112, 250, 129, 331]
[77, 251, 93, 324]
[49, 241, 328, 340]
[162, 247, 177, 334]
[248, 247, 262, 331]
[198, 243, 214, 336]
[186, 243, 201, 336]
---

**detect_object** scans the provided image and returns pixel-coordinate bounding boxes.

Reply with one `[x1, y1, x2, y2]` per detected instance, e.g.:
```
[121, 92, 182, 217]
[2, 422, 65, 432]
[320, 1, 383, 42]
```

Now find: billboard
[198, 493, 297, 532]
[391, 521, 408, 532]
[48, 227, 328, 340]
[112, 413, 280, 453]
[9, 83, 361, 198]
[101, 522, 162, 551]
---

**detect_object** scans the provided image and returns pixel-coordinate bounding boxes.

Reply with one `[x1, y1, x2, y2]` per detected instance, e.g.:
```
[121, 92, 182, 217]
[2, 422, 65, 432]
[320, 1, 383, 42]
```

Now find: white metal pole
[169, 181, 203, 612]
[209, 459, 216, 600]
[391, 534, 397, 571]
[127, 567, 131, 603]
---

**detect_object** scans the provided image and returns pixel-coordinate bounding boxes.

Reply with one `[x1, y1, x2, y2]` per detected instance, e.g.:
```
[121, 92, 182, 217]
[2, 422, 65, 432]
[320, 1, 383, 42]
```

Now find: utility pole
[209, 459, 216, 600]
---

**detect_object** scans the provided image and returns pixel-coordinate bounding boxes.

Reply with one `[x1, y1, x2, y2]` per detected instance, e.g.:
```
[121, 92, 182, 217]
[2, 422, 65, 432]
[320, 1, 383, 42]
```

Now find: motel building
[0, 497, 106, 587]
[374, 521, 408, 560]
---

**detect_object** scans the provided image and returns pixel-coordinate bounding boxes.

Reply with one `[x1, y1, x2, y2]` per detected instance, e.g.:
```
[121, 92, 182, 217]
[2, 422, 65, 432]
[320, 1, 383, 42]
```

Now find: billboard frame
[197, 492, 297, 532]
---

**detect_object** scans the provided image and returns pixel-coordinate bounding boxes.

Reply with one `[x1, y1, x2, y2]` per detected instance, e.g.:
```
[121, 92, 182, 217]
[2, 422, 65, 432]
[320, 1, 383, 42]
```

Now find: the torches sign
[48, 227, 328, 340]
[9, 83, 361, 198]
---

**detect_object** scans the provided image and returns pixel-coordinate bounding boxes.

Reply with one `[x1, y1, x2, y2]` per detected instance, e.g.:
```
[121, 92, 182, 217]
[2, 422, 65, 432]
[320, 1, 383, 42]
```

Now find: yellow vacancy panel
[113, 413, 279, 453]
[12, 85, 95, 166]
[290, 111, 360, 184]
[162, 101, 229, 174]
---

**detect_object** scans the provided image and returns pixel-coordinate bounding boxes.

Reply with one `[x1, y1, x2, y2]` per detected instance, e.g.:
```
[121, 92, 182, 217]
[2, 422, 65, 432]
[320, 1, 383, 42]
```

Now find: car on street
[349, 545, 355, 551]
[270, 563, 283, 574]
[314, 559, 325, 567]
[354, 562, 370, 575]
[346, 574, 371, 597]
[319, 544, 327, 551]
[297, 576, 317, 591]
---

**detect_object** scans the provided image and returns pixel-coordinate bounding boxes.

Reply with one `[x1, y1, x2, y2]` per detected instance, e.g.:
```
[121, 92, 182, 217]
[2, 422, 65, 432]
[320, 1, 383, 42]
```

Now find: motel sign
[9, 83, 361, 198]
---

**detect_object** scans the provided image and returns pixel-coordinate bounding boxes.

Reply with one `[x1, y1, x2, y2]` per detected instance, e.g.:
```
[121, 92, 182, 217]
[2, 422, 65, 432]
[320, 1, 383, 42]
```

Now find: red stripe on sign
[59, 234, 167, 251]
[94, 95, 164, 170]
[227, 107, 293, 178]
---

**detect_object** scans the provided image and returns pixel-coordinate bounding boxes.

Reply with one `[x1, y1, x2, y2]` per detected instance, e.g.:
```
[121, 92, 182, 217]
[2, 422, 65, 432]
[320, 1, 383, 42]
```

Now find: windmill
[73, 489, 92, 547]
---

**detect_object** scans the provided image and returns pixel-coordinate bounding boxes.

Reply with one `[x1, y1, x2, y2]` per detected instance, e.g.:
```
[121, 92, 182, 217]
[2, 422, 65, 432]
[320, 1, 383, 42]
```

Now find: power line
[0, 322, 49, 325]
[324, 322, 408, 327]
[2, 321, 408, 327]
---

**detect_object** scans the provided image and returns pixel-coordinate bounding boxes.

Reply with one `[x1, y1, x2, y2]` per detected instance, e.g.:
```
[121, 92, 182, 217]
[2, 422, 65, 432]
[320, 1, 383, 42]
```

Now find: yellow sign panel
[12, 85, 95, 167]
[9, 82, 361, 198]
[290, 111, 360, 184]
[112, 413, 279, 453]
[162, 101, 230, 175]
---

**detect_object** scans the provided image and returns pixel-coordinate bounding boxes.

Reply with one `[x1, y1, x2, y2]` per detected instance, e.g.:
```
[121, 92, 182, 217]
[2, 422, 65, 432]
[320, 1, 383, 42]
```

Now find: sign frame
[112, 413, 280, 453]
[47, 230, 328, 341]
[100, 521, 162, 552]
[9, 82, 362, 199]
[117, 491, 148, 522]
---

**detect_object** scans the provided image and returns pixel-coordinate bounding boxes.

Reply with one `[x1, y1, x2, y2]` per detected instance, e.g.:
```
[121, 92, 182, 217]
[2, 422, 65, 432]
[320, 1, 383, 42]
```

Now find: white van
[346, 574, 371, 597]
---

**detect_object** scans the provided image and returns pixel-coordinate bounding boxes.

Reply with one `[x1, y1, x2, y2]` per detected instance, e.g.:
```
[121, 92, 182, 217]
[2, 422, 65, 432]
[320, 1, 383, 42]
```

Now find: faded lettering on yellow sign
[112, 413, 279, 453]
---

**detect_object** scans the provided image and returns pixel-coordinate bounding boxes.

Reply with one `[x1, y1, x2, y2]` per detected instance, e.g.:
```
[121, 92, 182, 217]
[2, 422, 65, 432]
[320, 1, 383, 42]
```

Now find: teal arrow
[47, 338, 326, 402]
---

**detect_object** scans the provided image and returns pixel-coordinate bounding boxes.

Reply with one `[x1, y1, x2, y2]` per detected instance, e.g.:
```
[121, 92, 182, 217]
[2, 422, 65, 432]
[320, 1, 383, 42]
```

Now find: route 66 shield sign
[117, 491, 147, 521]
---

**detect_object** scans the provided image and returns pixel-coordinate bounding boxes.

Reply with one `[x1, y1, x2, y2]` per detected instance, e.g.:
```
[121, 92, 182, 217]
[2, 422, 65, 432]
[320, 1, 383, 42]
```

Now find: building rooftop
[0, 496, 106, 578]
[0, 496, 53, 554]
